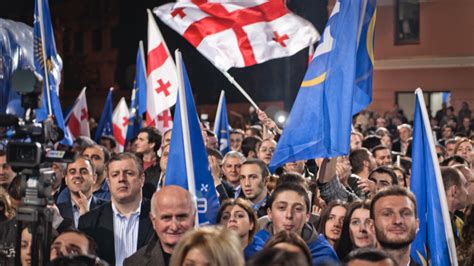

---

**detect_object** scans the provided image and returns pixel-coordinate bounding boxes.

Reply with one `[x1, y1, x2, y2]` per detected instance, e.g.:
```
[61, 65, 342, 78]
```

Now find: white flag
[112, 97, 130, 152]
[66, 87, 90, 140]
[146, 9, 179, 126]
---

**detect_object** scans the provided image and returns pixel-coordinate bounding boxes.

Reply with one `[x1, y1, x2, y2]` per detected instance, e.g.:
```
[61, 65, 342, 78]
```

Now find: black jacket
[57, 195, 107, 228]
[123, 235, 168, 266]
[78, 199, 154, 265]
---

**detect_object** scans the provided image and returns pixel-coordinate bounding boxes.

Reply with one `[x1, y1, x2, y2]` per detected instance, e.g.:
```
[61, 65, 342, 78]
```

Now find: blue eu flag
[213, 90, 230, 155]
[270, 0, 374, 171]
[34, 0, 72, 146]
[410, 89, 458, 266]
[165, 52, 220, 225]
[94, 89, 113, 142]
[126, 43, 147, 144]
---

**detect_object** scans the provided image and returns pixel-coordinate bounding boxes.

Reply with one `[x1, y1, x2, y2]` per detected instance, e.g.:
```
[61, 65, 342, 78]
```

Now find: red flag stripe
[183, 0, 288, 66]
[147, 43, 169, 75]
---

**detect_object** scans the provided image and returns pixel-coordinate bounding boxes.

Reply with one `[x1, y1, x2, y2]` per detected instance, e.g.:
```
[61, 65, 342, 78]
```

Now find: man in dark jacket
[124, 186, 196, 266]
[78, 153, 154, 265]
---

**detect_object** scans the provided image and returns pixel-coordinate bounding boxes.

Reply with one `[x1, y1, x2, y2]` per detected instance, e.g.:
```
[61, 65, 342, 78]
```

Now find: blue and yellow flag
[34, 0, 72, 145]
[165, 52, 220, 225]
[213, 90, 231, 155]
[270, 0, 375, 170]
[410, 89, 458, 266]
[126, 43, 147, 144]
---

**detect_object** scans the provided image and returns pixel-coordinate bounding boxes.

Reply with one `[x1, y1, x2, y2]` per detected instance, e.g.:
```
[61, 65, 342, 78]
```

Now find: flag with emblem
[66, 87, 90, 140]
[165, 51, 219, 225]
[126, 42, 147, 144]
[213, 90, 230, 155]
[154, 0, 319, 71]
[269, 0, 375, 171]
[34, 0, 72, 145]
[146, 9, 178, 126]
[112, 97, 130, 152]
[94, 88, 113, 142]
[410, 89, 458, 266]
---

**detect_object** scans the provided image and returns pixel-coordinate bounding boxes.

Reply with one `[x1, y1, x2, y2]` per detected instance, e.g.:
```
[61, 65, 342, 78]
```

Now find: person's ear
[267, 207, 272, 220]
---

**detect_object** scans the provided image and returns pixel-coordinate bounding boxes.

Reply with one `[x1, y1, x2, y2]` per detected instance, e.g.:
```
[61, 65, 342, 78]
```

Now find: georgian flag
[154, 0, 320, 71]
[112, 97, 130, 152]
[66, 87, 90, 140]
[150, 108, 173, 134]
[146, 9, 178, 126]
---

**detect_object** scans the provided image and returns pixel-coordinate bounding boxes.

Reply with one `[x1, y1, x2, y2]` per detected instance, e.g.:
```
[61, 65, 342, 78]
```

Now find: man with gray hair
[221, 151, 246, 198]
[124, 186, 196, 266]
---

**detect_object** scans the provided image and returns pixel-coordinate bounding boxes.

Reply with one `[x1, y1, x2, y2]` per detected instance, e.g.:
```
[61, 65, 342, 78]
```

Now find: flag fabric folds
[213, 90, 230, 155]
[410, 89, 458, 266]
[146, 9, 178, 126]
[66, 87, 90, 140]
[34, 0, 72, 146]
[154, 0, 319, 71]
[165, 52, 220, 225]
[126, 43, 147, 144]
[112, 97, 130, 152]
[94, 88, 113, 142]
[269, 0, 371, 171]
[352, 0, 376, 114]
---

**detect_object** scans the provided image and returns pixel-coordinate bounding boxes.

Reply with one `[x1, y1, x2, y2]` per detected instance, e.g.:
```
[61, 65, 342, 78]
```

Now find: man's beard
[375, 226, 417, 250]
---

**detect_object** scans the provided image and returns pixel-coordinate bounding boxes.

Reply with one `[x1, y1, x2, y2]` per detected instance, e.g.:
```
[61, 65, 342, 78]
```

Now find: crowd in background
[0, 101, 472, 266]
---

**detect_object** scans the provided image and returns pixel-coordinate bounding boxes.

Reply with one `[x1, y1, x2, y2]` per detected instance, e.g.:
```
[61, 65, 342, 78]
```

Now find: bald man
[124, 186, 196, 266]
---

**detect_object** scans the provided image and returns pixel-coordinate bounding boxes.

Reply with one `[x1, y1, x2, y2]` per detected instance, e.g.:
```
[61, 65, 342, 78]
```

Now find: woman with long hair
[316, 200, 348, 248]
[335, 200, 376, 260]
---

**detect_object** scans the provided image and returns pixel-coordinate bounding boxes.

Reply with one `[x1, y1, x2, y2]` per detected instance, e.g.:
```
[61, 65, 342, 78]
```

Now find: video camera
[1, 69, 74, 266]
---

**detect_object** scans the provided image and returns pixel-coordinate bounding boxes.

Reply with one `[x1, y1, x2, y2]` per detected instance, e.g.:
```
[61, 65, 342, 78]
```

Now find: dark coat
[78, 199, 154, 265]
[57, 195, 107, 227]
[123, 235, 168, 266]
[143, 163, 161, 199]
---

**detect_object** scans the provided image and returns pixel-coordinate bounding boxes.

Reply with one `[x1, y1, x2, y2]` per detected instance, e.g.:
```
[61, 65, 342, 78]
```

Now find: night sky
[1, 0, 328, 112]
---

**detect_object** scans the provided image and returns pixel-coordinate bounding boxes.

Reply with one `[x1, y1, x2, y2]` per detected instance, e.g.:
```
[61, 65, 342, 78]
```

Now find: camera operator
[0, 150, 16, 189]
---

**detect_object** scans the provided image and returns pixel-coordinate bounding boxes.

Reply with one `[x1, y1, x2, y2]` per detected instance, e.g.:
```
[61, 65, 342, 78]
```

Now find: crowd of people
[0, 102, 472, 266]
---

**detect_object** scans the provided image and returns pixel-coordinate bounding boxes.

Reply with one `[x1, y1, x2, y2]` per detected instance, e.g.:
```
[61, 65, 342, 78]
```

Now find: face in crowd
[239, 163, 267, 203]
[283, 160, 305, 175]
[374, 148, 392, 167]
[268, 188, 310, 235]
[135, 132, 155, 155]
[349, 208, 375, 248]
[257, 139, 276, 165]
[65, 157, 97, 197]
[222, 156, 242, 187]
[230, 132, 244, 152]
[150, 186, 196, 254]
[219, 201, 255, 246]
[107, 157, 144, 204]
[373, 195, 419, 250]
[324, 205, 346, 246]
[82, 145, 106, 177]
[0, 154, 15, 187]
[50, 231, 92, 260]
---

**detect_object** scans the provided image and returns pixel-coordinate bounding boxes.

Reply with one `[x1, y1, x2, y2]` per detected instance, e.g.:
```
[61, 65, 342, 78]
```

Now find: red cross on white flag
[146, 9, 178, 126]
[112, 97, 130, 152]
[149, 108, 174, 134]
[66, 87, 90, 140]
[153, 0, 320, 71]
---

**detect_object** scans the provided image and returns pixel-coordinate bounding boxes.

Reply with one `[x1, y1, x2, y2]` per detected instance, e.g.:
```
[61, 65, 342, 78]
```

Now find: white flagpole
[221, 70, 260, 111]
[37, 0, 53, 116]
[213, 90, 224, 135]
[415, 88, 458, 266]
[175, 50, 199, 227]
[139, 40, 147, 82]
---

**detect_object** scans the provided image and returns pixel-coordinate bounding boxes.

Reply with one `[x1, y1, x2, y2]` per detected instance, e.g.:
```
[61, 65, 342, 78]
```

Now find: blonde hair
[170, 226, 244, 266]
